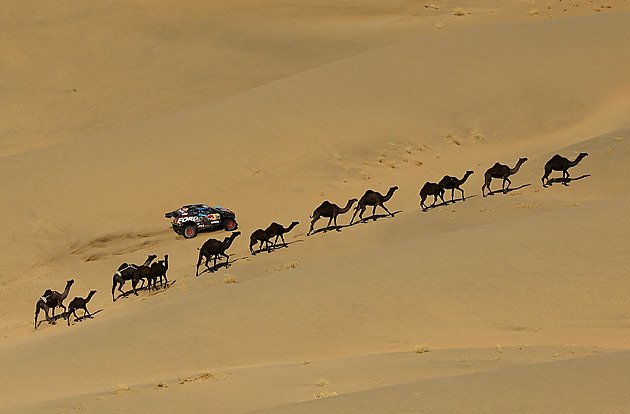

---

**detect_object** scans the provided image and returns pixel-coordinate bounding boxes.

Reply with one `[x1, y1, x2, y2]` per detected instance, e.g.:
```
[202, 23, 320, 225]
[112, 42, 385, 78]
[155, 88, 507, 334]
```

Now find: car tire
[223, 219, 238, 231]
[182, 224, 198, 239]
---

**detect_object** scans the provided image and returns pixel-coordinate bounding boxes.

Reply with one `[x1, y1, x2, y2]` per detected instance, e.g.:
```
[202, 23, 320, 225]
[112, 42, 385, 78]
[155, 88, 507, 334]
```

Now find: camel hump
[492, 162, 502, 167]
[117, 263, 129, 271]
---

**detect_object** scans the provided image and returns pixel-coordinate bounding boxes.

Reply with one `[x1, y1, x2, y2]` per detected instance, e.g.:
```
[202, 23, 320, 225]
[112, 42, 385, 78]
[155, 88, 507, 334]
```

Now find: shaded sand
[1, 1, 630, 413]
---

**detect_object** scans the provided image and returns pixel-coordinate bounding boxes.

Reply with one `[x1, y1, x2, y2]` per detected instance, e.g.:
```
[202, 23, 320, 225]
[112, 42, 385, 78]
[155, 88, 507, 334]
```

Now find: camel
[266, 221, 299, 248]
[146, 255, 169, 291]
[482, 158, 528, 197]
[67, 290, 97, 326]
[350, 186, 398, 224]
[250, 228, 273, 255]
[196, 231, 241, 276]
[307, 199, 357, 236]
[542, 152, 588, 187]
[419, 181, 446, 212]
[111, 254, 157, 301]
[131, 264, 152, 296]
[438, 170, 474, 202]
[34, 279, 74, 329]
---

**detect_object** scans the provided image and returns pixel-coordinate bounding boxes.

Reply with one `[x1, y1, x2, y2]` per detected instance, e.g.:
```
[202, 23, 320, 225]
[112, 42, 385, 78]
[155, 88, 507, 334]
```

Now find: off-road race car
[165, 204, 238, 239]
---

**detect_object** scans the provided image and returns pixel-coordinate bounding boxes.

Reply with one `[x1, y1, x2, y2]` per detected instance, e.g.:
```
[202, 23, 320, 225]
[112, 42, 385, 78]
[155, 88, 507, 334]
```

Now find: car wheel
[223, 219, 238, 231]
[183, 224, 197, 239]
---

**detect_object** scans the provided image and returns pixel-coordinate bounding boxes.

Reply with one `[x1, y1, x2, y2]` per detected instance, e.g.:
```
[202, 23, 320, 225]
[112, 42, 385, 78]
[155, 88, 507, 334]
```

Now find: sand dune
[1, 1, 630, 413]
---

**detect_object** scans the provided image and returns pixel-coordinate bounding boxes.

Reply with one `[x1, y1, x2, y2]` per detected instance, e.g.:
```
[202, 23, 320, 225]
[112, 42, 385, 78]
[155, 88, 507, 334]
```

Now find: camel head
[67, 279, 75, 287]
[466, 170, 474, 175]
[518, 157, 528, 163]
[578, 152, 589, 158]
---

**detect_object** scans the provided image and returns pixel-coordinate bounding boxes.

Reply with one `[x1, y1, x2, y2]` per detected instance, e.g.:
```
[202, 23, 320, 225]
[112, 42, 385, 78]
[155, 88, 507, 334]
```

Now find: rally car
[165, 204, 238, 239]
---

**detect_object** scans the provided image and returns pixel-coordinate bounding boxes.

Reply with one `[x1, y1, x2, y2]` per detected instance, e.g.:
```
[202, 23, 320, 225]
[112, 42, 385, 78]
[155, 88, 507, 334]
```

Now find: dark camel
[438, 170, 474, 202]
[146, 255, 169, 291]
[350, 186, 398, 224]
[419, 181, 446, 212]
[111, 254, 157, 301]
[250, 228, 274, 255]
[542, 153, 588, 187]
[266, 221, 299, 248]
[67, 290, 97, 326]
[307, 199, 357, 235]
[34, 279, 74, 329]
[196, 231, 241, 276]
[482, 158, 528, 197]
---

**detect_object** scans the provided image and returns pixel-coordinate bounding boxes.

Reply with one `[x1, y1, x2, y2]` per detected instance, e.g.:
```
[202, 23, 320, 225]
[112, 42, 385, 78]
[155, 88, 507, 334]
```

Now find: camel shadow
[445, 194, 479, 205]
[115, 280, 176, 301]
[197, 257, 240, 276]
[35, 312, 67, 328]
[269, 239, 304, 251]
[68, 309, 103, 323]
[351, 210, 403, 225]
[309, 226, 347, 236]
[251, 240, 304, 255]
[485, 183, 531, 196]
[546, 174, 590, 186]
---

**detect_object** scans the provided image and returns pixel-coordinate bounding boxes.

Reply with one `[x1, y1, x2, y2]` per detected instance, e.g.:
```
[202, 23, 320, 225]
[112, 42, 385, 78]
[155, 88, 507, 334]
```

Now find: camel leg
[420, 194, 428, 211]
[307, 215, 320, 236]
[482, 179, 491, 197]
[196, 254, 202, 276]
[34, 301, 45, 329]
[503, 177, 512, 193]
[325, 216, 334, 232]
[279, 234, 287, 247]
[223, 253, 230, 268]
[438, 192, 446, 206]
[332, 215, 342, 231]
[563, 170, 570, 186]
[358, 206, 367, 222]
[118, 280, 126, 295]
[458, 187, 465, 201]
[451, 189, 455, 202]
[380, 203, 393, 217]
[349, 209, 359, 225]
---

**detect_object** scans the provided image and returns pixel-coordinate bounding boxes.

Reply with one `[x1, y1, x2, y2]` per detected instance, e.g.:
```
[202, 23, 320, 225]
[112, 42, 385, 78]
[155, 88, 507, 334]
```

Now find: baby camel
[35, 279, 74, 329]
[542, 153, 588, 187]
[419, 181, 446, 212]
[250, 228, 273, 254]
[307, 199, 357, 235]
[67, 290, 97, 326]
[482, 158, 528, 197]
[350, 186, 398, 224]
[147, 255, 169, 291]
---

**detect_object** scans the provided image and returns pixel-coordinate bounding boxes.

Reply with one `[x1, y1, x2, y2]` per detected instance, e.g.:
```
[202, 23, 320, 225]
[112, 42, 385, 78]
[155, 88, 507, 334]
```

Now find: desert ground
[1, 1, 630, 412]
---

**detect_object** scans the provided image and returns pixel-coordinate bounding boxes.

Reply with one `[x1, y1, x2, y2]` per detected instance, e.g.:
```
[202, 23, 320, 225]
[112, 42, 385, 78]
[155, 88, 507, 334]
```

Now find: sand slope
[1, 1, 630, 413]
